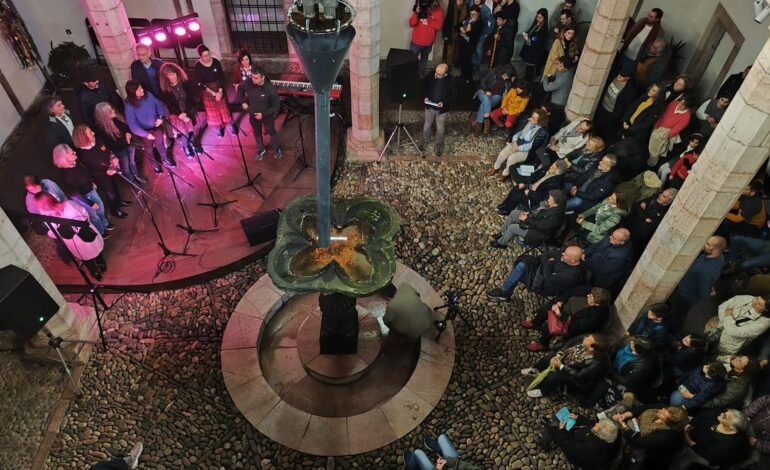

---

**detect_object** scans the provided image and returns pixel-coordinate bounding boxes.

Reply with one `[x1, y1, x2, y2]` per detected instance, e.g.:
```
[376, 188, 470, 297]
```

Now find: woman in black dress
[519, 8, 548, 80]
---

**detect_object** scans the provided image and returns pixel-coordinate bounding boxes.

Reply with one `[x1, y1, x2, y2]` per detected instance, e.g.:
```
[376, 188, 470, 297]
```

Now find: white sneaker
[520, 367, 538, 377]
[124, 442, 143, 469]
[526, 389, 543, 398]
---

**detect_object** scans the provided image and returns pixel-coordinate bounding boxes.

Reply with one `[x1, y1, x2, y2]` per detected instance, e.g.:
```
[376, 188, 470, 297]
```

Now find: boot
[483, 118, 491, 134]
[472, 122, 481, 136]
[486, 167, 497, 176]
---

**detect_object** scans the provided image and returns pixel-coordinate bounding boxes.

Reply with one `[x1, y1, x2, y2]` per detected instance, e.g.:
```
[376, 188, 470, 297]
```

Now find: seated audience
[496, 160, 567, 215]
[621, 83, 664, 146]
[726, 234, 770, 273]
[594, 70, 638, 140]
[716, 294, 770, 359]
[523, 334, 608, 398]
[583, 228, 634, 290]
[486, 245, 585, 302]
[717, 180, 766, 239]
[473, 64, 514, 134]
[534, 415, 619, 470]
[608, 336, 659, 395]
[546, 118, 592, 160]
[611, 405, 687, 468]
[656, 133, 703, 182]
[624, 187, 677, 257]
[703, 355, 758, 409]
[489, 190, 566, 248]
[627, 303, 672, 351]
[520, 290, 610, 351]
[489, 80, 529, 131]
[670, 361, 727, 410]
[672, 408, 751, 469]
[664, 142, 700, 190]
[696, 94, 731, 139]
[488, 107, 549, 181]
[745, 394, 770, 466]
[402, 433, 478, 470]
[647, 96, 693, 167]
[565, 154, 619, 211]
[562, 135, 605, 178]
[665, 334, 707, 379]
[576, 192, 629, 245]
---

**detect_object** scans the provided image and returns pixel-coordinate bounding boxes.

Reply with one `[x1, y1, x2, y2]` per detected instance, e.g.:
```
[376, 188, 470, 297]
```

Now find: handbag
[547, 309, 571, 336]
[526, 364, 555, 391]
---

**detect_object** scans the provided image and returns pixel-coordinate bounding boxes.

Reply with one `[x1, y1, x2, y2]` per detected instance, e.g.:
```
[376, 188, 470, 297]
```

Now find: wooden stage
[23, 112, 342, 291]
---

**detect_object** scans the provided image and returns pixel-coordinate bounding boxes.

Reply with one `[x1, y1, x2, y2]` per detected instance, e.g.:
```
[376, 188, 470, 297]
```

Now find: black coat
[547, 416, 618, 470]
[521, 205, 565, 246]
[156, 80, 200, 120]
[424, 73, 455, 114]
[75, 84, 123, 128]
[609, 339, 658, 393]
[236, 78, 281, 117]
[558, 335, 609, 393]
[622, 96, 665, 145]
[627, 404, 686, 466]
[500, 174, 564, 213]
[519, 22, 547, 66]
[583, 237, 634, 289]
[564, 149, 602, 182]
[521, 249, 586, 296]
[488, 21, 516, 68]
[574, 168, 619, 207]
[130, 58, 164, 96]
[46, 115, 75, 153]
[626, 196, 670, 253]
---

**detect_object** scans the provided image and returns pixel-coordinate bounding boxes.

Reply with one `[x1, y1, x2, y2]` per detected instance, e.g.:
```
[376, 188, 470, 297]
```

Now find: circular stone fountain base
[221, 263, 455, 456]
[297, 309, 382, 385]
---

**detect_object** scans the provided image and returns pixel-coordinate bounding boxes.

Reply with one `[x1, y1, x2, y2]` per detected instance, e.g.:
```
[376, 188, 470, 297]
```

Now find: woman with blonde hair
[53, 143, 111, 236]
[94, 102, 144, 184]
[157, 61, 202, 157]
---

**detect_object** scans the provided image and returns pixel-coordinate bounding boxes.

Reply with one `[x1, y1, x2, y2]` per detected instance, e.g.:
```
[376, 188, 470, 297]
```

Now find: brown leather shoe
[472, 122, 481, 136]
[486, 167, 497, 176]
[497, 173, 507, 182]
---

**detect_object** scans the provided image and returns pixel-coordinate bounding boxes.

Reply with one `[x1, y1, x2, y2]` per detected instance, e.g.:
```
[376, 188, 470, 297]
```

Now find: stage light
[174, 25, 186, 36]
[139, 36, 153, 46]
[187, 20, 200, 32]
[154, 30, 168, 42]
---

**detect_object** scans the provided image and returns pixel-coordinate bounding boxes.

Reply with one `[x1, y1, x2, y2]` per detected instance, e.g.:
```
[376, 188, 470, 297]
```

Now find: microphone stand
[282, 101, 310, 183]
[164, 116, 236, 227]
[229, 110, 266, 198]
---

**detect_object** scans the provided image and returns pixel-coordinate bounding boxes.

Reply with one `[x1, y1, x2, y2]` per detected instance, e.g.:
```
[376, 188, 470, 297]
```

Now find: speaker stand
[42, 327, 100, 397]
[378, 102, 423, 162]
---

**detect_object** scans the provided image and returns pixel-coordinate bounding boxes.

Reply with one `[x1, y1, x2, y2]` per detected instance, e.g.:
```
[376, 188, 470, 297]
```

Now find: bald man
[487, 245, 585, 302]
[422, 63, 455, 157]
[130, 44, 163, 97]
[583, 228, 635, 291]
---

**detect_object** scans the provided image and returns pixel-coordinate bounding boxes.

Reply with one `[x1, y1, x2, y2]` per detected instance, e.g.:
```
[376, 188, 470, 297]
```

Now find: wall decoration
[0, 0, 41, 69]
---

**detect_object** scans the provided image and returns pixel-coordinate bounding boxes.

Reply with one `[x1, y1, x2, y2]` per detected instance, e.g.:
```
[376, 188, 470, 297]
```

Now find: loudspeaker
[240, 209, 281, 246]
[0, 265, 59, 338]
[386, 48, 419, 103]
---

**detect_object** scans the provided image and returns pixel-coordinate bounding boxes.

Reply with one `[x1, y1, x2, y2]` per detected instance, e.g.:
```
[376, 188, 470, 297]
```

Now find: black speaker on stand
[386, 48, 419, 103]
[0, 265, 59, 338]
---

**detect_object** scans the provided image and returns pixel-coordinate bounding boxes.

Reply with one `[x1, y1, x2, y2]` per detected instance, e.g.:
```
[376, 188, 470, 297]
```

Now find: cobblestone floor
[31, 160, 581, 470]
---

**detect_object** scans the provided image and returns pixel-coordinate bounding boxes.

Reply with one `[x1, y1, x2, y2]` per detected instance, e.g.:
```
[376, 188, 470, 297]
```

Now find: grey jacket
[542, 68, 575, 107]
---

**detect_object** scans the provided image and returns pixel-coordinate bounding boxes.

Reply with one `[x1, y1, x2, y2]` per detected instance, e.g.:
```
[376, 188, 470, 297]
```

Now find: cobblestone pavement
[38, 160, 579, 470]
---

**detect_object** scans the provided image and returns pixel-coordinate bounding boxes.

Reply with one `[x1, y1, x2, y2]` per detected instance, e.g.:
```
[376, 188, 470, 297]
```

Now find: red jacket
[409, 7, 444, 47]
[669, 151, 698, 182]
[654, 100, 691, 138]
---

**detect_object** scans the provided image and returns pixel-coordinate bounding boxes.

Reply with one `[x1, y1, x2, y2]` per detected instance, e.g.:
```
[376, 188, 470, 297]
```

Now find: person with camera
[409, 0, 444, 78]
[422, 63, 454, 157]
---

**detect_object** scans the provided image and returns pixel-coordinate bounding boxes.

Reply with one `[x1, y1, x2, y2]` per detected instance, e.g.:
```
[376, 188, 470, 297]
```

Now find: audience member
[93, 103, 145, 185]
[562, 135, 604, 178]
[75, 66, 122, 128]
[194, 45, 233, 138]
[611, 405, 687, 468]
[672, 408, 751, 469]
[583, 228, 634, 290]
[409, 0, 444, 77]
[488, 107, 548, 181]
[541, 56, 575, 130]
[718, 180, 766, 239]
[670, 361, 727, 410]
[89, 442, 143, 470]
[457, 6, 483, 83]
[130, 44, 163, 97]
[635, 38, 670, 90]
[496, 160, 568, 215]
[621, 83, 664, 146]
[237, 67, 282, 160]
[486, 245, 585, 301]
[489, 190, 565, 248]
[52, 144, 110, 236]
[703, 355, 758, 409]
[664, 142, 700, 190]
[696, 94, 731, 139]
[565, 154, 619, 211]
[72, 124, 130, 218]
[422, 63, 455, 157]
[726, 234, 770, 273]
[745, 394, 770, 466]
[665, 334, 707, 378]
[594, 71, 638, 140]
[546, 119, 592, 160]
[493, 0, 519, 23]
[670, 236, 727, 327]
[613, 169, 662, 206]
[647, 96, 693, 167]
[489, 80, 529, 132]
[520, 291, 610, 351]
[550, 0, 581, 31]
[716, 294, 770, 359]
[469, 0, 493, 71]
[535, 415, 619, 470]
[402, 433, 478, 470]
[45, 95, 75, 152]
[124, 80, 174, 173]
[543, 25, 579, 78]
[655, 133, 703, 182]
[608, 336, 659, 395]
[576, 192, 628, 245]
[662, 73, 694, 104]
[157, 62, 201, 158]
[486, 12, 515, 68]
[627, 303, 672, 351]
[442, 0, 468, 66]
[519, 8, 548, 80]
[717, 65, 751, 101]
[620, 8, 664, 73]
[525, 333, 608, 398]
[624, 187, 676, 256]
[473, 64, 512, 134]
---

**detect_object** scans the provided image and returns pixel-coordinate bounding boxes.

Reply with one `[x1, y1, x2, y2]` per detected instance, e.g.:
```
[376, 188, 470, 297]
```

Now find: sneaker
[119, 200, 134, 207]
[162, 159, 176, 168]
[124, 442, 143, 469]
[256, 149, 266, 161]
[520, 367, 538, 376]
[401, 450, 412, 470]
[423, 437, 440, 455]
[526, 341, 546, 352]
[216, 126, 225, 138]
[526, 389, 543, 398]
[105, 223, 116, 231]
[486, 288, 511, 302]
[489, 240, 506, 249]
[274, 148, 283, 159]
[520, 318, 533, 329]
[153, 164, 163, 174]
[101, 232, 111, 240]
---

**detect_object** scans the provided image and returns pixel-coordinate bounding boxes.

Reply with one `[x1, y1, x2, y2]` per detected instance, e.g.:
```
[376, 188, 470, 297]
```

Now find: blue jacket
[679, 368, 726, 410]
[125, 92, 167, 138]
[677, 254, 724, 304]
[628, 315, 670, 351]
[584, 237, 634, 289]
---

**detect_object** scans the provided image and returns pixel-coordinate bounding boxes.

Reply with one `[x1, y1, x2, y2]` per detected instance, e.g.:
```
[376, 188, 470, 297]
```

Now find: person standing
[542, 57, 575, 131]
[124, 80, 175, 173]
[157, 62, 202, 158]
[457, 6, 483, 83]
[130, 44, 163, 98]
[238, 67, 282, 160]
[409, 0, 444, 77]
[519, 8, 548, 80]
[194, 44, 233, 138]
[620, 8, 664, 73]
[75, 66, 122, 128]
[45, 95, 75, 153]
[93, 102, 145, 185]
[441, 0, 467, 67]
[469, 0, 494, 72]
[486, 13, 515, 68]
[422, 63, 455, 157]
[231, 49, 254, 92]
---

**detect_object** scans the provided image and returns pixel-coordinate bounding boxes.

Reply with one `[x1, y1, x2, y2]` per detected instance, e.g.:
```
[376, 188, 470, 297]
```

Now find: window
[225, 0, 288, 54]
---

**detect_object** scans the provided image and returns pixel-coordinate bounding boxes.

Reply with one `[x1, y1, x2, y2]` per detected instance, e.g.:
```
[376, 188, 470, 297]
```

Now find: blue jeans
[74, 188, 108, 234]
[472, 34, 488, 67]
[407, 435, 459, 470]
[474, 91, 502, 123]
[115, 146, 139, 182]
[410, 42, 433, 76]
[566, 196, 584, 211]
[669, 389, 686, 407]
[729, 235, 770, 271]
[502, 261, 527, 293]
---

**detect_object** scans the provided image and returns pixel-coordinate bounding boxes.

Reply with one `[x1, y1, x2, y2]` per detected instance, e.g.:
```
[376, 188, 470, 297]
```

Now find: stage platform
[17, 111, 342, 291]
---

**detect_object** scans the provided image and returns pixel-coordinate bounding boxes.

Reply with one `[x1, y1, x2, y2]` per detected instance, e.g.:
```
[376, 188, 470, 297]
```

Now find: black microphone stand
[229, 110, 266, 198]
[164, 116, 236, 227]
[282, 101, 310, 183]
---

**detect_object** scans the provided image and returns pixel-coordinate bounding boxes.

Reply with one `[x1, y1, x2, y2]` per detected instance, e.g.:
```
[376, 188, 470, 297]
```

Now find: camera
[414, 0, 432, 18]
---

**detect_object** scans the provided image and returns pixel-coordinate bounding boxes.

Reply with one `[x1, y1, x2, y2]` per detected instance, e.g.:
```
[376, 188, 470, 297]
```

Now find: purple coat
[124, 92, 167, 138]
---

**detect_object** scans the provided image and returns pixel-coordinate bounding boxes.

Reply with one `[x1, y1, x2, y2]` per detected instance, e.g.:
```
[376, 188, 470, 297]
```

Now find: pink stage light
[187, 20, 200, 32]
[154, 31, 168, 42]
[174, 25, 187, 36]
[139, 36, 153, 46]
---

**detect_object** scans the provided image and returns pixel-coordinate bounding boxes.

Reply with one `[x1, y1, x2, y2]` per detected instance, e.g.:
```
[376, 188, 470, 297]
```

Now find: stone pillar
[565, 0, 639, 121]
[614, 39, 770, 330]
[346, 0, 384, 161]
[210, 0, 234, 59]
[80, 0, 136, 97]
[0, 209, 96, 359]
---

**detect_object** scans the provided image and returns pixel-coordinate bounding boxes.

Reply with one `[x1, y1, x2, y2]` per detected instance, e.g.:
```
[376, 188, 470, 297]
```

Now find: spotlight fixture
[154, 30, 168, 42]
[187, 20, 200, 32]
[138, 35, 153, 46]
[173, 25, 186, 36]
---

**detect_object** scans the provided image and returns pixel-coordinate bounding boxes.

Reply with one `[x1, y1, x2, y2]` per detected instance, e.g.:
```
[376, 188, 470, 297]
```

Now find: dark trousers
[83, 253, 107, 279]
[141, 126, 170, 163]
[94, 175, 124, 215]
[531, 308, 554, 347]
[249, 114, 279, 151]
[90, 458, 128, 470]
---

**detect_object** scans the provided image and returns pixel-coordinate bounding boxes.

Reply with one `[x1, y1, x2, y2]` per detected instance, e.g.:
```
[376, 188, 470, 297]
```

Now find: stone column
[614, 40, 770, 330]
[346, 0, 384, 161]
[564, 0, 639, 121]
[0, 209, 96, 359]
[210, 0, 234, 59]
[80, 0, 136, 97]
